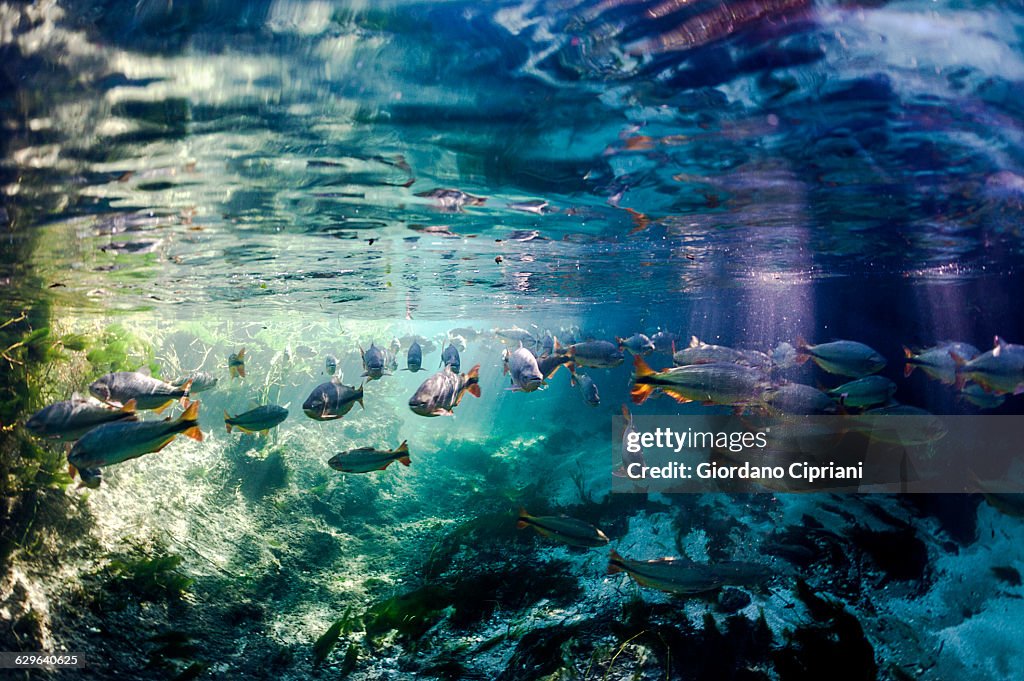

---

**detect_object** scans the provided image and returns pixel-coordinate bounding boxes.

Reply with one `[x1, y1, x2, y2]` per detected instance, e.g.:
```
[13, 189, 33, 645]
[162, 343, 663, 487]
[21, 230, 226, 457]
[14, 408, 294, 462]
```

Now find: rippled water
[2, 1, 1024, 679]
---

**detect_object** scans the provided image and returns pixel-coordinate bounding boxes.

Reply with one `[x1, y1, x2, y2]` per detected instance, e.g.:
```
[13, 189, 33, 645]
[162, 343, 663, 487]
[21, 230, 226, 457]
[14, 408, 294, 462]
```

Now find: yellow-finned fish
[630, 356, 768, 406]
[67, 400, 203, 484]
[26, 396, 137, 441]
[328, 441, 411, 474]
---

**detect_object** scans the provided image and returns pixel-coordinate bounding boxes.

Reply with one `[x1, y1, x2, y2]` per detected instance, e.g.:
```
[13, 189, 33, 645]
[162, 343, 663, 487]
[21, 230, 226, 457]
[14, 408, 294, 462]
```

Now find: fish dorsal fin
[689, 336, 700, 348]
[331, 375, 342, 385]
[138, 365, 152, 376]
[994, 335, 1006, 357]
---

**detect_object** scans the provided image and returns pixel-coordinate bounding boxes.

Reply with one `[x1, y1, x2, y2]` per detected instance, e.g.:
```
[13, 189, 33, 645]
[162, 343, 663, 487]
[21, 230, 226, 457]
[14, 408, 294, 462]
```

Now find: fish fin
[184, 426, 204, 442]
[238, 348, 246, 360]
[621, 404, 631, 420]
[395, 441, 409, 454]
[994, 335, 1006, 355]
[121, 399, 137, 414]
[671, 339, 677, 356]
[68, 462, 78, 480]
[630, 383, 654, 405]
[224, 410, 233, 433]
[398, 455, 411, 467]
[795, 335, 809, 352]
[237, 366, 246, 378]
[139, 365, 152, 376]
[358, 384, 365, 409]
[154, 400, 173, 415]
[229, 366, 237, 379]
[903, 345, 914, 360]
[260, 429, 269, 436]
[690, 335, 700, 348]
[661, 388, 693, 404]
[608, 549, 625, 574]
[181, 399, 200, 422]
[330, 375, 342, 384]
[904, 362, 915, 379]
[468, 383, 482, 398]
[553, 336, 561, 354]
[632, 355, 656, 378]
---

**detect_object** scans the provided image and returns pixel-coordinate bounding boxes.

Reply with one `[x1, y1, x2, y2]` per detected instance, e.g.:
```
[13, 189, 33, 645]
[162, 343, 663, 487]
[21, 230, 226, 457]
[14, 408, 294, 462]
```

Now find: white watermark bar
[611, 415, 1024, 494]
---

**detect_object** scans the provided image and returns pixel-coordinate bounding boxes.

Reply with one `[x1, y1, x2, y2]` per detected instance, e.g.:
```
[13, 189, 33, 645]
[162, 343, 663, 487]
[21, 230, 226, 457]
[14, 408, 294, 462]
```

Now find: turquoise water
[2, 1, 1024, 679]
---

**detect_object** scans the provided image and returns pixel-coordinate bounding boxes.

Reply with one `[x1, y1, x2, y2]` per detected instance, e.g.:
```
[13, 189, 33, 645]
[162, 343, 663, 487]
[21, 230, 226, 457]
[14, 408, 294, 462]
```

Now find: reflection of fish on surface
[26, 396, 138, 441]
[328, 441, 411, 474]
[67, 400, 203, 486]
[853, 405, 948, 446]
[415, 188, 486, 212]
[516, 508, 609, 548]
[408, 365, 481, 417]
[608, 549, 773, 595]
[224, 404, 289, 435]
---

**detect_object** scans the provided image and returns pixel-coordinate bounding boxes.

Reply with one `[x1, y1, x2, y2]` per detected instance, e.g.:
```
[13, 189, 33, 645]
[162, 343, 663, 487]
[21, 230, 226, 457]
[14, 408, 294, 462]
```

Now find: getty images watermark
[612, 414, 1024, 494]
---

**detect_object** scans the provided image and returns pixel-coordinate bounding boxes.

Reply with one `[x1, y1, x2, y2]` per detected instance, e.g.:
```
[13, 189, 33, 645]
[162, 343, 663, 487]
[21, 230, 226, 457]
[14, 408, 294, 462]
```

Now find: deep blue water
[2, 1, 1024, 679]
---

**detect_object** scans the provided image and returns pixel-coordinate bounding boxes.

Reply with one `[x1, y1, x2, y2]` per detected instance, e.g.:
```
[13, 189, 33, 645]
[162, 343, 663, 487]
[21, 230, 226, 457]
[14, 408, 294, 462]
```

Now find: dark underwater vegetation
[3, 1, 1024, 679]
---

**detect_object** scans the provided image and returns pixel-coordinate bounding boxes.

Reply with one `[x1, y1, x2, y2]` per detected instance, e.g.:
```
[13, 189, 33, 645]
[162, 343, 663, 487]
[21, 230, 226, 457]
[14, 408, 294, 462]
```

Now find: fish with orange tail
[67, 400, 203, 487]
[408, 364, 481, 417]
[630, 356, 768, 406]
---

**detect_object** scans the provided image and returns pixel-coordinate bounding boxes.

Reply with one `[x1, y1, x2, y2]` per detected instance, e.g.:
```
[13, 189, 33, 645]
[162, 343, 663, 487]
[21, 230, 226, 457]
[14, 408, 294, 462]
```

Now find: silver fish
[26, 396, 138, 441]
[409, 365, 481, 417]
[503, 346, 545, 392]
[89, 371, 190, 412]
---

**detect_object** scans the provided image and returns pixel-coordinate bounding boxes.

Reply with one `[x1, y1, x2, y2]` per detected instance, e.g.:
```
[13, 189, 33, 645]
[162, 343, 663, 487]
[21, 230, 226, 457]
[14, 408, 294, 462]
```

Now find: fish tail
[357, 384, 365, 409]
[224, 409, 233, 433]
[607, 549, 625, 574]
[621, 404, 631, 420]
[68, 462, 78, 480]
[795, 335, 809, 352]
[632, 355, 656, 378]
[630, 383, 654, 405]
[902, 346, 917, 378]
[238, 347, 246, 360]
[237, 365, 246, 378]
[466, 364, 481, 398]
[121, 399, 137, 414]
[516, 507, 530, 529]
[395, 441, 411, 465]
[180, 400, 203, 441]
[154, 400, 172, 415]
